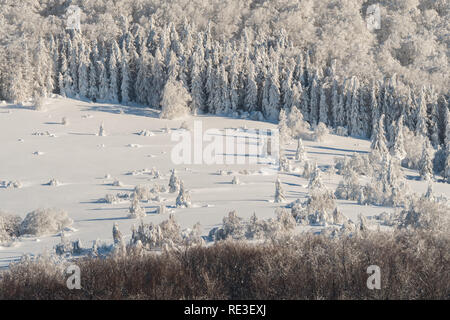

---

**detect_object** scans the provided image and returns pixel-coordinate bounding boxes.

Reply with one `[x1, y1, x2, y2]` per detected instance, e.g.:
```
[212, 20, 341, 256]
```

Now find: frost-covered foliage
[19, 208, 73, 236]
[295, 138, 307, 162]
[33, 92, 45, 111]
[362, 154, 410, 207]
[160, 79, 191, 119]
[168, 169, 180, 193]
[278, 153, 291, 173]
[99, 192, 131, 204]
[130, 214, 190, 249]
[0, 211, 22, 243]
[210, 209, 296, 242]
[397, 196, 449, 233]
[133, 185, 153, 202]
[274, 177, 286, 203]
[128, 196, 146, 219]
[375, 193, 450, 234]
[302, 160, 316, 179]
[402, 127, 434, 170]
[175, 181, 191, 208]
[113, 222, 123, 244]
[313, 122, 329, 142]
[308, 164, 325, 191]
[290, 189, 337, 226]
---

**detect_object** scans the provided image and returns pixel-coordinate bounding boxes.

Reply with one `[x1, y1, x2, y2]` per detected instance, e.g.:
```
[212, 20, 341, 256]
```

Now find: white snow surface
[0, 97, 449, 267]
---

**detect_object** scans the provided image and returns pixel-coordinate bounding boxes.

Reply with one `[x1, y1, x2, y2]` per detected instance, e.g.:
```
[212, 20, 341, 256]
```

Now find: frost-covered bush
[133, 185, 152, 201]
[33, 94, 45, 111]
[19, 208, 73, 236]
[335, 126, 348, 137]
[181, 223, 204, 247]
[160, 79, 192, 119]
[398, 196, 450, 233]
[401, 128, 431, 170]
[168, 169, 180, 193]
[275, 208, 296, 231]
[335, 171, 361, 201]
[213, 211, 246, 241]
[302, 160, 316, 179]
[131, 214, 185, 249]
[274, 177, 286, 203]
[288, 106, 311, 140]
[0, 211, 22, 243]
[176, 181, 191, 208]
[128, 197, 146, 219]
[278, 153, 291, 172]
[313, 122, 329, 142]
[290, 189, 337, 225]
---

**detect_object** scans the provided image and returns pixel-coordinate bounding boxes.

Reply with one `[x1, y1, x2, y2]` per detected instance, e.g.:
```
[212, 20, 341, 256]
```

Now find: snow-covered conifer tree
[169, 169, 180, 193]
[318, 84, 329, 125]
[295, 138, 308, 162]
[262, 67, 280, 122]
[418, 141, 433, 181]
[128, 196, 146, 219]
[278, 109, 291, 145]
[308, 164, 325, 191]
[371, 115, 389, 154]
[274, 177, 286, 203]
[416, 88, 428, 138]
[98, 58, 109, 101]
[244, 61, 258, 112]
[391, 115, 406, 160]
[120, 47, 130, 104]
[176, 181, 191, 208]
[108, 41, 120, 103]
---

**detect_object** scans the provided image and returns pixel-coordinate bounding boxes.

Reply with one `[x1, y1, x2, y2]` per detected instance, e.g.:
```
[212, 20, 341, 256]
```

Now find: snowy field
[1, 97, 449, 268]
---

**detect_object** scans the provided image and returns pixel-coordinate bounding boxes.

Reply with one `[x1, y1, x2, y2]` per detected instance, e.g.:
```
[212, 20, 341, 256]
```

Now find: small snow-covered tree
[98, 122, 106, 136]
[176, 180, 191, 208]
[371, 115, 389, 154]
[112, 222, 122, 244]
[418, 141, 433, 181]
[128, 196, 146, 219]
[278, 109, 291, 145]
[169, 169, 180, 193]
[308, 164, 325, 191]
[295, 138, 308, 162]
[391, 115, 406, 160]
[274, 177, 286, 203]
[160, 78, 192, 119]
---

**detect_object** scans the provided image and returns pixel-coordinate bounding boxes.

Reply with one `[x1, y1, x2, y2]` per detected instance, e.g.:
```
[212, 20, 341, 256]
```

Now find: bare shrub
[1, 230, 448, 300]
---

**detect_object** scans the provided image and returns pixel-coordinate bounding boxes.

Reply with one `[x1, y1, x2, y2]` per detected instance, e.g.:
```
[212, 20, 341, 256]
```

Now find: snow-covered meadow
[1, 97, 448, 268]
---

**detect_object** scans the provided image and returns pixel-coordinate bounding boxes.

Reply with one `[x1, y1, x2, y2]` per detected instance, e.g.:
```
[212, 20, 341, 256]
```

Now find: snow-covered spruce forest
[0, 0, 449, 287]
[1, 2, 450, 176]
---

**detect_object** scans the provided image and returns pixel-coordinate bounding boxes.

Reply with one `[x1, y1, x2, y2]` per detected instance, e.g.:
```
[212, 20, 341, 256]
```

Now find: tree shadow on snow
[82, 104, 160, 119]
